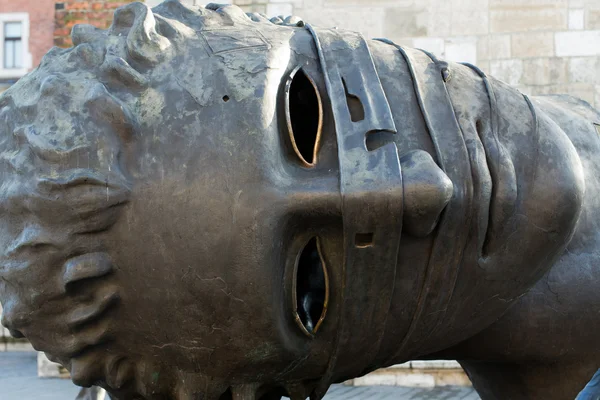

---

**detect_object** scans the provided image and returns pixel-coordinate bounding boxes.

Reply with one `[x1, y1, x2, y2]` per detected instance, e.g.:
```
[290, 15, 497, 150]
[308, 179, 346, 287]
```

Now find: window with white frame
[4, 22, 23, 69]
[0, 13, 31, 79]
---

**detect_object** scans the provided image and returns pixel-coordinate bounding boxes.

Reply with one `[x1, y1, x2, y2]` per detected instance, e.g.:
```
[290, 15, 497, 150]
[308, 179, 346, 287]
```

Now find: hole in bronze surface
[365, 130, 397, 152]
[219, 388, 233, 400]
[355, 233, 374, 248]
[285, 66, 323, 167]
[258, 387, 288, 400]
[293, 237, 328, 337]
[342, 77, 365, 122]
[222, 95, 230, 102]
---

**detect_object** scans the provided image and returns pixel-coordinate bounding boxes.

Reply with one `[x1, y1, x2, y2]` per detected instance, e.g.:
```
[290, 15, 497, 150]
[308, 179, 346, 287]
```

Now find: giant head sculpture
[0, 2, 589, 399]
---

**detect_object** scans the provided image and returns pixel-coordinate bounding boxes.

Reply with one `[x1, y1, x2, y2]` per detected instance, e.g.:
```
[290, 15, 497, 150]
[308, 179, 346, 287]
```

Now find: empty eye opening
[293, 237, 329, 337]
[355, 232, 374, 248]
[285, 66, 323, 167]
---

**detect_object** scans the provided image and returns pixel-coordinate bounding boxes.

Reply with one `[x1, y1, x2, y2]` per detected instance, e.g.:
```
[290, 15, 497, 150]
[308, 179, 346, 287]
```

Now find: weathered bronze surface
[0, 2, 599, 399]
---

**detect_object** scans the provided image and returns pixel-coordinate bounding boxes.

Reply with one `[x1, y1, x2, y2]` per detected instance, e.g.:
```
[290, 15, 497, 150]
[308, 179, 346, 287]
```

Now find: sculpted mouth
[457, 66, 518, 260]
[66, 286, 120, 328]
[463, 119, 492, 255]
[61, 253, 131, 391]
[36, 169, 131, 220]
[472, 118, 518, 259]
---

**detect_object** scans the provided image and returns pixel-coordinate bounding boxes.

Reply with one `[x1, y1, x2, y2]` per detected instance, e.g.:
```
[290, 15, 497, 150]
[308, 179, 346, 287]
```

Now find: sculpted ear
[110, 2, 171, 65]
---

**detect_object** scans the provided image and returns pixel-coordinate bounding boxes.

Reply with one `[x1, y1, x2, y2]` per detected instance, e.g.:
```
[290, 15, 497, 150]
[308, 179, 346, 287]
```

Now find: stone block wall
[226, 0, 600, 109]
[347, 361, 472, 388]
[54, 0, 141, 48]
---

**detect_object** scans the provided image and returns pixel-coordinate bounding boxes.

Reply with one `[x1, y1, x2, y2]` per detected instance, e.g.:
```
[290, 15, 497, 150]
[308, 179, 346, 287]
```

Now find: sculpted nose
[400, 150, 454, 238]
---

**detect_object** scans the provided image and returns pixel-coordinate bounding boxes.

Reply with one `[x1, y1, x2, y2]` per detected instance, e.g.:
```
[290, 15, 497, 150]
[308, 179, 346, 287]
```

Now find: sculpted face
[0, 1, 584, 399]
[0, 3, 344, 398]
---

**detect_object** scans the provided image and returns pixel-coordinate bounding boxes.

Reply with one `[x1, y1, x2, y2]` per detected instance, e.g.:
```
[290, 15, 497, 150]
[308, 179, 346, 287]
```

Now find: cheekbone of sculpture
[0, 2, 599, 399]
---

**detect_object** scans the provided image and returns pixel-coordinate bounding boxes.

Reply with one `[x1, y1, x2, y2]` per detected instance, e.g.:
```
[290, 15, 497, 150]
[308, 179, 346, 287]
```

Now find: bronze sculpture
[0, 1, 599, 399]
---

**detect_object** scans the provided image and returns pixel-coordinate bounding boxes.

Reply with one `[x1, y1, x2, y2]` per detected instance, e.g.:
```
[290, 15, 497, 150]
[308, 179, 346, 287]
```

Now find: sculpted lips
[468, 118, 518, 259]
[66, 287, 120, 328]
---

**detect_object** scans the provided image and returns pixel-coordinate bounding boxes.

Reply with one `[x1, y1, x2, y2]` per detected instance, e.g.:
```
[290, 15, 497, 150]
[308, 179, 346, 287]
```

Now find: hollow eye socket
[293, 237, 329, 337]
[285, 66, 323, 167]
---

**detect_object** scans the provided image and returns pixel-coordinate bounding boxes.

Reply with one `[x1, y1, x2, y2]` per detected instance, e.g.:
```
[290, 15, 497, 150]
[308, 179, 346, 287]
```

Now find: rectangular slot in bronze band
[355, 233, 374, 248]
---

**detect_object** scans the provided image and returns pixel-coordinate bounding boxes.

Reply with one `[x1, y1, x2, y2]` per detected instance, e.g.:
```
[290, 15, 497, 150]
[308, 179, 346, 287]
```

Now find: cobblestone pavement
[0, 352, 480, 399]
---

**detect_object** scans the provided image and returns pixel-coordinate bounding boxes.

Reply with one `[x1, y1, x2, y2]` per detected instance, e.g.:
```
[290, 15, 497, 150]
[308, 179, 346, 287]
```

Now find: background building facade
[147, 0, 600, 109]
[0, 0, 54, 90]
[2, 0, 598, 106]
[0, 0, 138, 92]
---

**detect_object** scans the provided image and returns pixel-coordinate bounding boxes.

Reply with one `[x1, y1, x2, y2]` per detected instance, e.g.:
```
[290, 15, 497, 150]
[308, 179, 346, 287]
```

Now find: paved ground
[0, 352, 80, 399]
[322, 385, 479, 400]
[0, 352, 479, 399]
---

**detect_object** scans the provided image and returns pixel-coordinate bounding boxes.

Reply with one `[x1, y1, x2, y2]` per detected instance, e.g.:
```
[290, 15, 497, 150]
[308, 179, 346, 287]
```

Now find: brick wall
[54, 0, 141, 48]
[0, 0, 146, 77]
[0, 0, 55, 69]
[228, 0, 600, 109]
